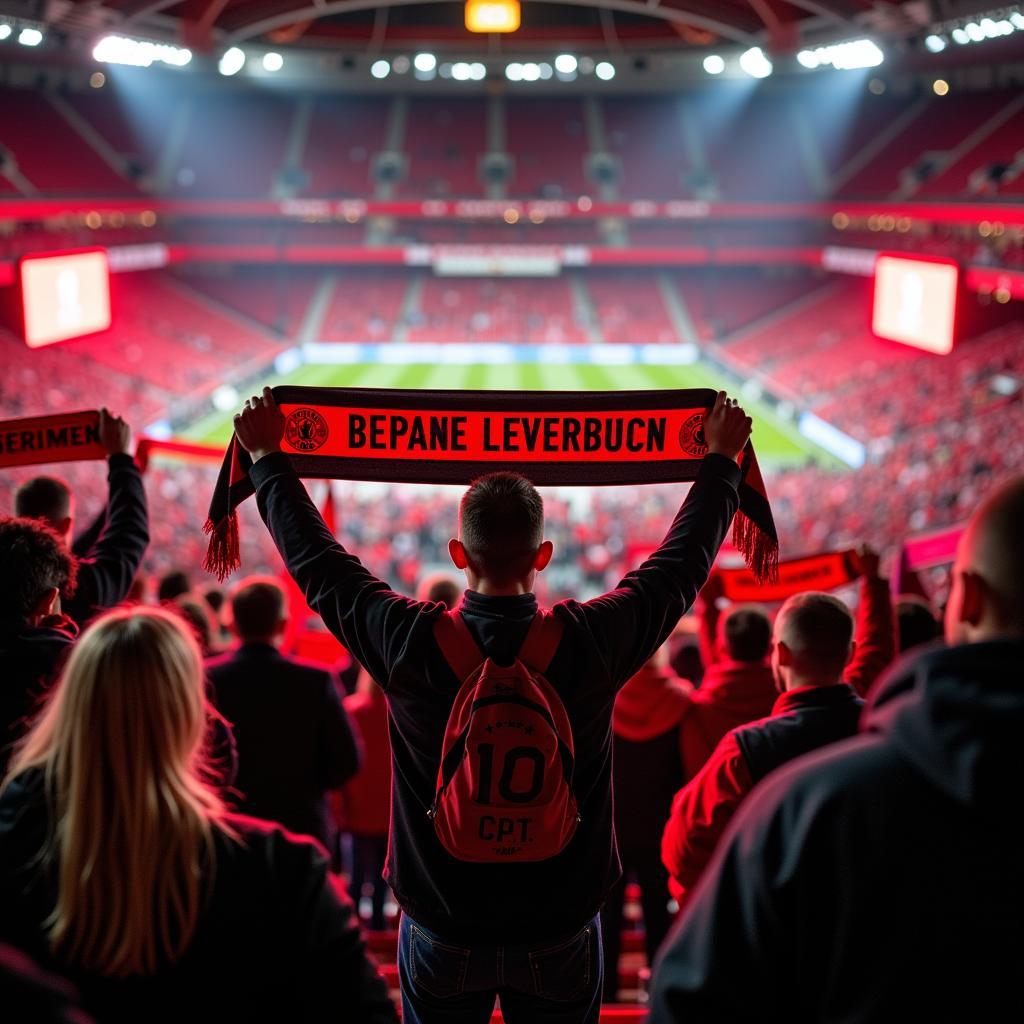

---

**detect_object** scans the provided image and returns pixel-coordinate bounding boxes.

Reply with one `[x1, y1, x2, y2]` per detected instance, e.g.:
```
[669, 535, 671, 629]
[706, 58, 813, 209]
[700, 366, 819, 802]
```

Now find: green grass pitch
[186, 360, 829, 469]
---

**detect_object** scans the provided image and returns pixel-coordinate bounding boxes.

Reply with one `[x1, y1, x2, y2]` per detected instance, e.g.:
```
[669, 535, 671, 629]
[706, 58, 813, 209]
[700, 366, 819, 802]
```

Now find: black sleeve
[250, 453, 437, 688]
[561, 453, 741, 688]
[272, 831, 398, 1023]
[64, 454, 150, 625]
[318, 674, 363, 789]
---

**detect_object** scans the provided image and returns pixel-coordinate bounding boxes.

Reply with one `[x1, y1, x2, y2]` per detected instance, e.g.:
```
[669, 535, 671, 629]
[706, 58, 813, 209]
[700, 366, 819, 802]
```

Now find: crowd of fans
[0, 387, 1020, 1023]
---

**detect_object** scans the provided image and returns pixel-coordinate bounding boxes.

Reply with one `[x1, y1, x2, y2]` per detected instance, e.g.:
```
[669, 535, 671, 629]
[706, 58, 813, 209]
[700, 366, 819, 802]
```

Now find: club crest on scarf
[678, 413, 708, 458]
[285, 408, 329, 452]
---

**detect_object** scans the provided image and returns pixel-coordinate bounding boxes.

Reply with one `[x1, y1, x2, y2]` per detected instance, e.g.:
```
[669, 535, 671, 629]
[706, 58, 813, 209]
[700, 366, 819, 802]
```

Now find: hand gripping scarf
[203, 385, 780, 583]
[716, 548, 861, 603]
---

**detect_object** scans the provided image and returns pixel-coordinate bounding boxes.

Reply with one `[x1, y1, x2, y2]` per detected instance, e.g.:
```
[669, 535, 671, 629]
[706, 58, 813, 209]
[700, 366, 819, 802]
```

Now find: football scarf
[717, 548, 860, 603]
[0, 411, 105, 468]
[204, 385, 779, 583]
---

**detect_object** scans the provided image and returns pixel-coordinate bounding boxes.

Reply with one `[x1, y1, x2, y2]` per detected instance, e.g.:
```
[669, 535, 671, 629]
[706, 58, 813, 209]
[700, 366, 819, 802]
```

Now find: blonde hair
[3, 606, 233, 977]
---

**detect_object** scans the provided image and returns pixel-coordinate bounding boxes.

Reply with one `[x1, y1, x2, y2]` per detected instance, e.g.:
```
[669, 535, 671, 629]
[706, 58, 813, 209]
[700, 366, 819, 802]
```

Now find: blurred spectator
[0, 606, 396, 1022]
[172, 596, 219, 658]
[0, 518, 78, 777]
[157, 571, 191, 604]
[207, 577, 361, 848]
[416, 573, 461, 608]
[896, 595, 942, 652]
[14, 410, 148, 628]
[341, 669, 392, 932]
[601, 644, 690, 1001]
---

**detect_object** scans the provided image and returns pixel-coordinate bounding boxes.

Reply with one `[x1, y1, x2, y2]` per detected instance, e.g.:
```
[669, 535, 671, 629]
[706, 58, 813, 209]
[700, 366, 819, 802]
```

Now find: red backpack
[430, 609, 579, 863]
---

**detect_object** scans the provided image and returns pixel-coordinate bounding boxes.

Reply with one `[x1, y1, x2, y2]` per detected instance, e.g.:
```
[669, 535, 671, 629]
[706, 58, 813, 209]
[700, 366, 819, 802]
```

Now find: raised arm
[234, 388, 429, 687]
[566, 392, 751, 687]
[843, 545, 896, 699]
[64, 409, 150, 625]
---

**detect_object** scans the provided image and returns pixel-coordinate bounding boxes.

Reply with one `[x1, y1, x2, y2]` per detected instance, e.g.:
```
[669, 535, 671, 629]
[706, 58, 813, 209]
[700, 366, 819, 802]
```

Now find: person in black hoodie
[0, 517, 78, 777]
[14, 408, 149, 627]
[649, 476, 1024, 1024]
[232, 386, 753, 1024]
[0, 606, 396, 1024]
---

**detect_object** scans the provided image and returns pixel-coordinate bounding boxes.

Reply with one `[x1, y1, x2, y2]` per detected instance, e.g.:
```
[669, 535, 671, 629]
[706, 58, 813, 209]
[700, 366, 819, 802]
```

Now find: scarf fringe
[203, 514, 240, 583]
[733, 510, 779, 585]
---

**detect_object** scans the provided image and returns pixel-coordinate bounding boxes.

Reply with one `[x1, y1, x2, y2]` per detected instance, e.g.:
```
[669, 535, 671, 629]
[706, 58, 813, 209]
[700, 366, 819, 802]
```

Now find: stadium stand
[586, 272, 679, 345]
[505, 97, 590, 198]
[400, 98, 487, 197]
[300, 96, 390, 197]
[602, 96, 693, 199]
[320, 271, 409, 342]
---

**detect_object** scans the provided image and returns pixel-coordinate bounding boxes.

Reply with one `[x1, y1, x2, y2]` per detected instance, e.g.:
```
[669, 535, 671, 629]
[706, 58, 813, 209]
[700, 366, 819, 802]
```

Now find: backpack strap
[518, 610, 563, 674]
[434, 610, 484, 682]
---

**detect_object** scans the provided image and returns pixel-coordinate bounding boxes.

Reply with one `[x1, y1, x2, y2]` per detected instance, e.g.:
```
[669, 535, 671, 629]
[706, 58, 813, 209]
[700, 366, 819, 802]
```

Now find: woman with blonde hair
[0, 606, 396, 1023]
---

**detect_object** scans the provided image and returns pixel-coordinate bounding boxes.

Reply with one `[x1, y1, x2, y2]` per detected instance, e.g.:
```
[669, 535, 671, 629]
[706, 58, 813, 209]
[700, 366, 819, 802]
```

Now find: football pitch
[187, 360, 830, 469]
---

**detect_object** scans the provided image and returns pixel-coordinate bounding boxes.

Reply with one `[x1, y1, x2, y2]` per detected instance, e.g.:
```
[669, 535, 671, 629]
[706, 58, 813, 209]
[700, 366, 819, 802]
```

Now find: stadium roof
[9, 0, 939, 52]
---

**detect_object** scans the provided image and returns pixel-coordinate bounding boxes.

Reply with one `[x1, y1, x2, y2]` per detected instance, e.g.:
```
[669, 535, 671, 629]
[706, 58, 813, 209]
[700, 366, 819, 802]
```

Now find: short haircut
[157, 571, 191, 604]
[0, 517, 78, 625]
[173, 596, 216, 655]
[720, 605, 771, 662]
[14, 477, 72, 526]
[230, 576, 287, 642]
[776, 591, 855, 677]
[896, 597, 941, 653]
[970, 477, 1024, 629]
[459, 473, 544, 584]
[418, 573, 461, 609]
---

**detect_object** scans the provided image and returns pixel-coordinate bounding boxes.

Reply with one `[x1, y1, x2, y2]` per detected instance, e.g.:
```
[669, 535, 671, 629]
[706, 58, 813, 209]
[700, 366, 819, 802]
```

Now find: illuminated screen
[19, 250, 111, 348]
[872, 254, 959, 354]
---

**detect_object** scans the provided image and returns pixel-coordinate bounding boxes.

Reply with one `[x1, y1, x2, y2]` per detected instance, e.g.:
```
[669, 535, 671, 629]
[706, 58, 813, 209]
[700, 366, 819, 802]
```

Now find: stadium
[0, 0, 1022, 1020]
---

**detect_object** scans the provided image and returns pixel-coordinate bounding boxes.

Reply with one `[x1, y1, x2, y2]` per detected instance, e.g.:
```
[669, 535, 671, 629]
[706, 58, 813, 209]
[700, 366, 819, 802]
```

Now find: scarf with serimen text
[0, 411, 105, 468]
[717, 548, 859, 603]
[203, 385, 780, 583]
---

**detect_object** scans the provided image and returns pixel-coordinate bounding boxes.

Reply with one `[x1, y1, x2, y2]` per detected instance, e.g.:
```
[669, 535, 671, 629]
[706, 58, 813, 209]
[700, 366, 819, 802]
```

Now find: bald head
[772, 591, 855, 692]
[946, 478, 1024, 644]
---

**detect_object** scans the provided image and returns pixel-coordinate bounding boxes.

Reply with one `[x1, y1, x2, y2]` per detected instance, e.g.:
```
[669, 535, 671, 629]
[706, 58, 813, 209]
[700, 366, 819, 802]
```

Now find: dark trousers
[349, 833, 389, 932]
[600, 844, 674, 1001]
[398, 912, 603, 1024]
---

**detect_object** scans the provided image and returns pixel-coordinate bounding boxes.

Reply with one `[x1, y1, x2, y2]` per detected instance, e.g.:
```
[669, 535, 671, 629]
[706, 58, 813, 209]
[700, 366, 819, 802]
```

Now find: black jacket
[250, 450, 740, 943]
[0, 622, 76, 778]
[733, 683, 863, 785]
[64, 454, 149, 627]
[0, 768, 397, 1024]
[613, 729, 684, 850]
[206, 643, 361, 848]
[649, 639, 1024, 1023]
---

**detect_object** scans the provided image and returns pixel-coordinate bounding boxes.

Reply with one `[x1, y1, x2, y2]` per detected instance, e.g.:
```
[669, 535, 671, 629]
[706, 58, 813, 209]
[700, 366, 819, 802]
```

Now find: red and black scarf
[0, 411, 105, 468]
[717, 548, 861, 603]
[204, 385, 779, 582]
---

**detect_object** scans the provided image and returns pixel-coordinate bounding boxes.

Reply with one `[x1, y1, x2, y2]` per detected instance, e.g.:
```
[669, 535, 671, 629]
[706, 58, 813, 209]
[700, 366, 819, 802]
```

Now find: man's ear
[274, 616, 289, 638]
[533, 540, 554, 572]
[957, 571, 986, 627]
[30, 587, 60, 624]
[448, 539, 468, 570]
[844, 640, 856, 668]
[57, 516, 73, 540]
[776, 640, 794, 667]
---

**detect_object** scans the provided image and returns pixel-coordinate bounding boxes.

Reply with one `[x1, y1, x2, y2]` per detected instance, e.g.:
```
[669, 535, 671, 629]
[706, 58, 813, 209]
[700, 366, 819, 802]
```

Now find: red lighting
[18, 249, 112, 348]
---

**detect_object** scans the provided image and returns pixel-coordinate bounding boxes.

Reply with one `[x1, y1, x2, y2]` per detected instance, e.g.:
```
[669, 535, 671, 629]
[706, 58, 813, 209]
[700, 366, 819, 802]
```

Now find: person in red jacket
[680, 592, 776, 781]
[661, 549, 895, 904]
[342, 669, 393, 932]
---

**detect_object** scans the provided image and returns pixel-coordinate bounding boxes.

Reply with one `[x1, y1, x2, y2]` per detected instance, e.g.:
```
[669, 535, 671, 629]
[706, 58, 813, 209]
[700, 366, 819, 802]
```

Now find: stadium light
[538, 62, 553, 80]
[413, 52, 436, 72]
[218, 46, 246, 76]
[521, 62, 541, 81]
[797, 50, 820, 69]
[703, 54, 725, 74]
[18, 27, 43, 46]
[739, 46, 772, 78]
[798, 38, 883, 71]
[505, 62, 523, 81]
[469, 62, 486, 80]
[933, 78, 950, 96]
[370, 59, 390, 79]
[451, 61, 472, 80]
[0, 24, 11, 41]
[595, 61, 616, 80]
[924, 34, 947, 52]
[262, 51, 283, 72]
[1012, 12, 1024, 29]
[555, 54, 577, 74]
[465, 0, 520, 33]
[93, 34, 192, 68]
[951, 27, 969, 43]
[965, 22, 985, 41]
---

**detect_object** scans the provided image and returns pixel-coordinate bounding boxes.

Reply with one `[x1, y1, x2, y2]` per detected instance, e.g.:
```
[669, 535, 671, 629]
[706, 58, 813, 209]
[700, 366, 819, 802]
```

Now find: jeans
[398, 912, 603, 1024]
